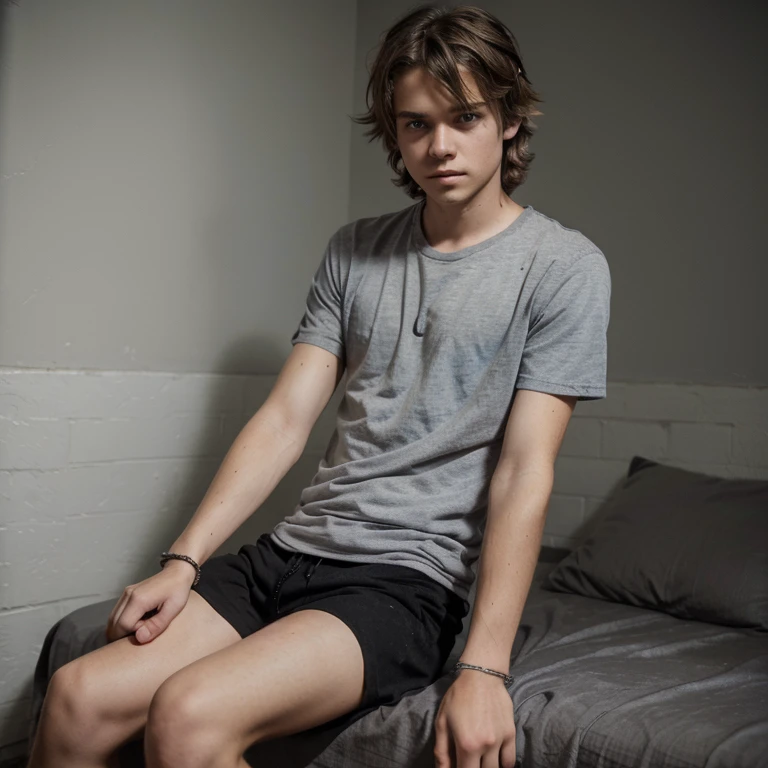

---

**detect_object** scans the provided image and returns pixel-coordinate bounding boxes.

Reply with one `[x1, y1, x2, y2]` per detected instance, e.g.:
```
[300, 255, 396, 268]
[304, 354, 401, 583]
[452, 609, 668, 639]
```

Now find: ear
[503, 119, 521, 141]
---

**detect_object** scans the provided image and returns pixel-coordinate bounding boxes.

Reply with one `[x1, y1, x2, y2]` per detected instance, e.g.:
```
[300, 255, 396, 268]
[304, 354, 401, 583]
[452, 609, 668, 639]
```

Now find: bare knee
[37, 660, 130, 759]
[146, 677, 242, 768]
[44, 663, 104, 750]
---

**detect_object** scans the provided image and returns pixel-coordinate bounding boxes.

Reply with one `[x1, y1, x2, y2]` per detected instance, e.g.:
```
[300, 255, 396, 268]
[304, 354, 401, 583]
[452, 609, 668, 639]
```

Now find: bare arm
[433, 389, 576, 767]
[164, 342, 344, 578]
[104, 342, 343, 642]
[459, 388, 575, 671]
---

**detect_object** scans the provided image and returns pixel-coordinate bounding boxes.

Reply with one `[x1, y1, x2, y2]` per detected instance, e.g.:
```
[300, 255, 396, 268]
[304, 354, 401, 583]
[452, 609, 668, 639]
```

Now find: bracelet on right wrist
[160, 552, 201, 587]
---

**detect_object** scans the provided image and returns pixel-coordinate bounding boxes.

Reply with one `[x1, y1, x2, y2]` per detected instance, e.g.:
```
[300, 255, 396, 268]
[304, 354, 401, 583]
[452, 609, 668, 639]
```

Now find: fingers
[105, 588, 133, 642]
[134, 604, 174, 644]
[452, 743, 515, 768]
[499, 737, 517, 768]
[435, 724, 516, 768]
[434, 715, 452, 767]
[105, 587, 156, 643]
[104, 568, 193, 644]
[454, 742, 483, 768]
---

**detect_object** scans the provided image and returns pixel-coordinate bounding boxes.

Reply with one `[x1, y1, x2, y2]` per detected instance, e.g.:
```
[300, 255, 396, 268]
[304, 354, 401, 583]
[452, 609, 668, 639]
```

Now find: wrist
[160, 557, 199, 586]
[169, 540, 205, 565]
[458, 656, 509, 672]
[454, 660, 514, 687]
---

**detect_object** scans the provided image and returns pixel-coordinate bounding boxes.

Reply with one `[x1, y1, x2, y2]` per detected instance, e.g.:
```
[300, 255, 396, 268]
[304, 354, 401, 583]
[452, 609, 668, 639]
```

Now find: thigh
[278, 555, 470, 726]
[53, 589, 241, 743]
[143, 553, 466, 756]
[147, 607, 365, 755]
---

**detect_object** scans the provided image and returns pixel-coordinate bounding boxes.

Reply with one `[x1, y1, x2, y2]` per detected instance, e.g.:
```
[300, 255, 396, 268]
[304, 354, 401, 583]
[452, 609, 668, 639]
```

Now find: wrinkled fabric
[273, 200, 611, 600]
[32, 559, 768, 767]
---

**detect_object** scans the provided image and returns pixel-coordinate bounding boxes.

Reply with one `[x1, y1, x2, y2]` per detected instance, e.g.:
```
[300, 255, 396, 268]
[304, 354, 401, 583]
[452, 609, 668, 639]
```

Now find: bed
[28, 455, 768, 767]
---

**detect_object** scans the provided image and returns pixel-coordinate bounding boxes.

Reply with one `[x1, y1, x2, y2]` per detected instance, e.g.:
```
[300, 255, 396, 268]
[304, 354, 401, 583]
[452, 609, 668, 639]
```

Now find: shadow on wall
[127, 334, 336, 586]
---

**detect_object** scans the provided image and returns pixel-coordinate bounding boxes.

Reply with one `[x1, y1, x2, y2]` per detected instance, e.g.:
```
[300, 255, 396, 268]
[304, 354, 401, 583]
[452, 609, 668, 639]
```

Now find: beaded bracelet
[160, 552, 201, 587]
[454, 661, 514, 687]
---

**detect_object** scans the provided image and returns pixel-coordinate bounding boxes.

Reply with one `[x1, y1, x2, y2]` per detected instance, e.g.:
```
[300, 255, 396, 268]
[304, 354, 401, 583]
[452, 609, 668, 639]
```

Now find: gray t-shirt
[271, 199, 611, 600]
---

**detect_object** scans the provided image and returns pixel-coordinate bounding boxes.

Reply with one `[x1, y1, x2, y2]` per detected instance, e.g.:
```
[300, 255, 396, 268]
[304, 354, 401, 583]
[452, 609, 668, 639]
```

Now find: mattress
[29, 560, 768, 767]
[298, 560, 768, 768]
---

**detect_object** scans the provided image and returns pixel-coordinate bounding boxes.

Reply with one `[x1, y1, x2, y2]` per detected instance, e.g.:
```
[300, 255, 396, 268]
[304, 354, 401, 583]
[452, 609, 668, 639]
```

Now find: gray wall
[0, 1, 358, 756]
[0, 0, 357, 375]
[1, 0, 766, 759]
[351, 0, 767, 387]
[3, 0, 764, 383]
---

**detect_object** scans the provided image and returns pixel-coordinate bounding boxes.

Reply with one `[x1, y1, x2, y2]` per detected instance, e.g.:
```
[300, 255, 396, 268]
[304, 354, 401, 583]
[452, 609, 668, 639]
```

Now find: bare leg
[143, 608, 366, 768]
[26, 590, 241, 768]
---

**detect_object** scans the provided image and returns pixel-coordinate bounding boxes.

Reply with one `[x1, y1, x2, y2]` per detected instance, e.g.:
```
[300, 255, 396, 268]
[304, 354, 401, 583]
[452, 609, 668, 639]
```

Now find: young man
[27, 6, 609, 768]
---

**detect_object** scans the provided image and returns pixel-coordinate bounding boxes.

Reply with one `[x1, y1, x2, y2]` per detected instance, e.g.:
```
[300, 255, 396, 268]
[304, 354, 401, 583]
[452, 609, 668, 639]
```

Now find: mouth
[429, 172, 464, 178]
[430, 172, 465, 185]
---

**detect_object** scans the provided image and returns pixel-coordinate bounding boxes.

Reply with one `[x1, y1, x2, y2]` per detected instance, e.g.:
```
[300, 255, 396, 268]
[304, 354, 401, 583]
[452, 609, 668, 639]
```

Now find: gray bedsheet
[29, 560, 768, 767]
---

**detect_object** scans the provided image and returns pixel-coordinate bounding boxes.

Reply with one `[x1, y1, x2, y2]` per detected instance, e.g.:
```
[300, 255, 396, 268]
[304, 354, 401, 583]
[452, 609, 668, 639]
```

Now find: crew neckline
[411, 198, 534, 262]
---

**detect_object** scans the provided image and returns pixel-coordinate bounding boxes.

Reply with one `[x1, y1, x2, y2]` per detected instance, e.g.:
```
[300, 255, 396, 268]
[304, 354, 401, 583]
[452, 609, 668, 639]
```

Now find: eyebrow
[396, 102, 488, 119]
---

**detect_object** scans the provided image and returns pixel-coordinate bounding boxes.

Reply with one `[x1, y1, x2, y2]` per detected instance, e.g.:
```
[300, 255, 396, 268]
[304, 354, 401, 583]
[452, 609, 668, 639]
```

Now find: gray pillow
[544, 456, 768, 632]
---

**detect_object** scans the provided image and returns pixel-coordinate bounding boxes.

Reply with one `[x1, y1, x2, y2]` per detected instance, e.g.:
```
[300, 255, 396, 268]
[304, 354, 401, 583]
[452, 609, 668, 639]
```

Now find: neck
[420, 193, 524, 253]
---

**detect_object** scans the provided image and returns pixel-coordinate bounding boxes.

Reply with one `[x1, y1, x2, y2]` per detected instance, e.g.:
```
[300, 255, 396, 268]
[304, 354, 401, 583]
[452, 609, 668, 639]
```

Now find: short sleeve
[291, 229, 348, 364]
[516, 250, 611, 401]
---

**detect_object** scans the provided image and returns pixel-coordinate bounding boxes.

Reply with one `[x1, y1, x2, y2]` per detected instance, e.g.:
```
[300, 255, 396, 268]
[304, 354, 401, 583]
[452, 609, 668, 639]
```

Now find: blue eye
[406, 113, 480, 130]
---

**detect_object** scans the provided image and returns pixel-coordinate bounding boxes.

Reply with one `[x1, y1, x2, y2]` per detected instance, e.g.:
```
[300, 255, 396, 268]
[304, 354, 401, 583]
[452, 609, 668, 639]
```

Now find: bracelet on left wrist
[454, 661, 514, 687]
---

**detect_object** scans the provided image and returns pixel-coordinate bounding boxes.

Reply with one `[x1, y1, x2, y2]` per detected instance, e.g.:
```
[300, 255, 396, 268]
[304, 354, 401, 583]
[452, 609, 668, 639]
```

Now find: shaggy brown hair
[351, 4, 544, 199]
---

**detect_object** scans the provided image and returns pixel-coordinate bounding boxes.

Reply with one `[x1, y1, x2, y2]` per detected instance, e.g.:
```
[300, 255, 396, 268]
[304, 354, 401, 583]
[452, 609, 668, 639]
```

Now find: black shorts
[190, 533, 469, 730]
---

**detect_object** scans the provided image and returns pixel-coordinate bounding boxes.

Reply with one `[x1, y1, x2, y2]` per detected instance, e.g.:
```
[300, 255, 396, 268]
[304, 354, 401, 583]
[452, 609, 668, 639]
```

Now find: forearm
[460, 465, 553, 672]
[169, 407, 305, 566]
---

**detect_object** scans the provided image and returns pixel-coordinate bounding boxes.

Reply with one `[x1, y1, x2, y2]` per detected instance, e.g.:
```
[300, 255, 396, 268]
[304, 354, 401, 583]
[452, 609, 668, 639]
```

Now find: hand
[105, 560, 197, 644]
[434, 668, 517, 768]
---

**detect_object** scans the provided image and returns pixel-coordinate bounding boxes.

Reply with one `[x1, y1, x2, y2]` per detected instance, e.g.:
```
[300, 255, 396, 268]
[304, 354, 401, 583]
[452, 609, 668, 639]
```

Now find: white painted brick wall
[545, 382, 768, 552]
[1, 370, 766, 754]
[0, 368, 345, 756]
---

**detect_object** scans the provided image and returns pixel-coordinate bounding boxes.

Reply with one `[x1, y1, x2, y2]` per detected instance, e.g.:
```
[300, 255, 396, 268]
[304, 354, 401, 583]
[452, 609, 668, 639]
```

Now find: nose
[428, 125, 457, 158]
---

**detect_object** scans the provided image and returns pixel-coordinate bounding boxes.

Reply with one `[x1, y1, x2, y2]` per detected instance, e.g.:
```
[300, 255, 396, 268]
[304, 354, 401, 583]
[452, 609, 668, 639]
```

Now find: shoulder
[319, 204, 417, 291]
[332, 203, 417, 251]
[526, 207, 610, 284]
